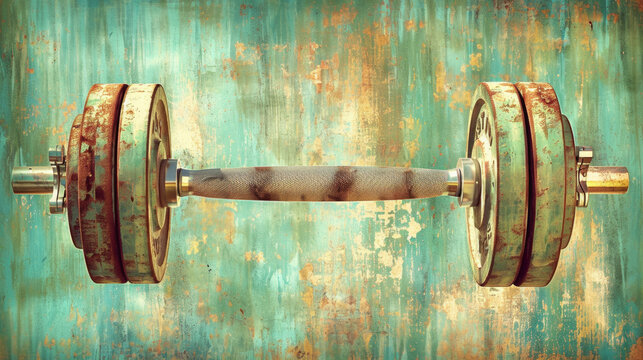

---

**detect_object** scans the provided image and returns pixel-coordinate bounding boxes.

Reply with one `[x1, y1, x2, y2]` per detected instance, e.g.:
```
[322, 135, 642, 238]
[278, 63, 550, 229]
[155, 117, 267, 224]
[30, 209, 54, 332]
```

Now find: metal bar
[586, 166, 629, 194]
[178, 166, 459, 202]
[11, 166, 55, 194]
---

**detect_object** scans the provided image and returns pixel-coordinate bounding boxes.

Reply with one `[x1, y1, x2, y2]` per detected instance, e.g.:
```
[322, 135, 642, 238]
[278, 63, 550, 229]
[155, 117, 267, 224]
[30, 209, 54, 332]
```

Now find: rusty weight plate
[465, 83, 528, 287]
[513, 82, 567, 287]
[560, 115, 577, 249]
[66, 114, 83, 249]
[79, 84, 128, 284]
[117, 84, 171, 283]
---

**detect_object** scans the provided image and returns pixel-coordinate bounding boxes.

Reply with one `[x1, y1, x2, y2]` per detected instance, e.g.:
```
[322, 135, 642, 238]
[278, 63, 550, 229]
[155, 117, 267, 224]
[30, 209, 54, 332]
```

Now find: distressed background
[0, 0, 641, 358]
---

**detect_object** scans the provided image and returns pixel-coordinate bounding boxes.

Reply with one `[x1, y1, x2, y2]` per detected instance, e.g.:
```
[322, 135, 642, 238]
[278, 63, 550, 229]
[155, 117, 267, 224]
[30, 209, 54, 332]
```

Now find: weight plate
[513, 82, 566, 287]
[560, 115, 577, 249]
[117, 84, 171, 283]
[78, 83, 128, 284]
[465, 82, 528, 286]
[66, 114, 84, 249]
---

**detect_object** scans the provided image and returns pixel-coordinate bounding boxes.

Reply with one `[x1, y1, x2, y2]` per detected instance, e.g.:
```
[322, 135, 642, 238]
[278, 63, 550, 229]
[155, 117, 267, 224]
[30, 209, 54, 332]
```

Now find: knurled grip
[178, 166, 460, 202]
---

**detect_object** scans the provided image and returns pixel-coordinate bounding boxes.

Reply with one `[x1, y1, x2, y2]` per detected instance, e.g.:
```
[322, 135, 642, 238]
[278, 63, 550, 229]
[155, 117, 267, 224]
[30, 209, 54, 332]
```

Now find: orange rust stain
[607, 13, 619, 23]
[306, 137, 327, 166]
[434, 61, 447, 101]
[224, 210, 235, 244]
[307, 41, 320, 62]
[449, 79, 472, 112]
[404, 19, 416, 31]
[301, 286, 314, 307]
[60, 100, 77, 119]
[469, 53, 482, 70]
[235, 42, 246, 59]
[244, 251, 264, 263]
[362, 22, 390, 46]
[299, 263, 314, 281]
[222, 42, 263, 79]
[239, 3, 252, 16]
[571, 3, 604, 25]
[304, 53, 340, 97]
[628, 337, 643, 360]
[323, 3, 357, 28]
[44, 335, 55, 349]
[306, 65, 323, 93]
[273, 43, 288, 52]
[288, 338, 319, 359]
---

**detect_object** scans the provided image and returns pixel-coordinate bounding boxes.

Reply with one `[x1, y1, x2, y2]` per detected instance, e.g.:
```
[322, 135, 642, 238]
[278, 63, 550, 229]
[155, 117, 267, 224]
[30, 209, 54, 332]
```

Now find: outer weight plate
[465, 83, 528, 286]
[118, 84, 171, 283]
[79, 84, 128, 283]
[66, 114, 83, 249]
[514, 82, 567, 287]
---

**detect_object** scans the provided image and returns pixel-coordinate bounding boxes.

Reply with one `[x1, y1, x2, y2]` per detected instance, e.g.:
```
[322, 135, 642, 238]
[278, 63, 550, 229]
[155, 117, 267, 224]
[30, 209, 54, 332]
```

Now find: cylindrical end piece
[457, 158, 480, 207]
[586, 166, 629, 194]
[446, 168, 460, 197]
[160, 159, 180, 207]
[12, 166, 55, 194]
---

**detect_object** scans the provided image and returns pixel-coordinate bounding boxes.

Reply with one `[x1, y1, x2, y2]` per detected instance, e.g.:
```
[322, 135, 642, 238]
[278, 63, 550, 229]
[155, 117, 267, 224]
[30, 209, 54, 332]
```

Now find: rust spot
[83, 168, 94, 195]
[326, 166, 356, 201]
[404, 169, 415, 198]
[250, 167, 273, 200]
[95, 186, 105, 201]
[511, 222, 526, 236]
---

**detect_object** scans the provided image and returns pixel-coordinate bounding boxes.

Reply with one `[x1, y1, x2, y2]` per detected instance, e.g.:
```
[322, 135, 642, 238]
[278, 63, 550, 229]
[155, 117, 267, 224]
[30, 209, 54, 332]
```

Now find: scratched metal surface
[0, 0, 641, 358]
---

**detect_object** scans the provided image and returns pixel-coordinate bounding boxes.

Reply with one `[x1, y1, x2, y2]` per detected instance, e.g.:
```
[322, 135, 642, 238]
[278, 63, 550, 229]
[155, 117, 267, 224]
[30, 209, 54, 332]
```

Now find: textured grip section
[180, 166, 451, 201]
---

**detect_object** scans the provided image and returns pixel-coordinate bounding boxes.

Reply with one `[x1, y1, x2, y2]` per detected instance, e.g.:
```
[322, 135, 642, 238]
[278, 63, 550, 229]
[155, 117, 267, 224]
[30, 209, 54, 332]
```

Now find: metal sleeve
[585, 166, 629, 194]
[11, 166, 55, 194]
[179, 166, 454, 201]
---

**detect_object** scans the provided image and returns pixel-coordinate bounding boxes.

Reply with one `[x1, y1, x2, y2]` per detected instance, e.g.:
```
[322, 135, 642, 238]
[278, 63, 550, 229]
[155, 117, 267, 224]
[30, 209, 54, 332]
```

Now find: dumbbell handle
[12, 161, 628, 206]
[175, 166, 461, 202]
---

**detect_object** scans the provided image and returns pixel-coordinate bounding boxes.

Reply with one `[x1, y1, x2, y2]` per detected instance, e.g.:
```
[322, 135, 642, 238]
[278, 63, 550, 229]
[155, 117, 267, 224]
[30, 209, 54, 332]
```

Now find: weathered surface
[514, 82, 567, 287]
[560, 115, 577, 249]
[118, 84, 172, 283]
[465, 82, 528, 287]
[78, 83, 127, 284]
[0, 0, 640, 358]
[66, 114, 83, 249]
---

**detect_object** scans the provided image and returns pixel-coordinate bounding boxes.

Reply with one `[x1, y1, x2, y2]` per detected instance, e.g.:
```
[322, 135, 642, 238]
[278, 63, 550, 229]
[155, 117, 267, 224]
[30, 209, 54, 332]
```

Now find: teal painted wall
[1, 0, 641, 358]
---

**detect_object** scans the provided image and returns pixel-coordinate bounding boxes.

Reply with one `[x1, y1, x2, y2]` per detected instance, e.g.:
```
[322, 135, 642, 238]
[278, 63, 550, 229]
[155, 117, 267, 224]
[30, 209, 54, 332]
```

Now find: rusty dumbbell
[11, 82, 629, 286]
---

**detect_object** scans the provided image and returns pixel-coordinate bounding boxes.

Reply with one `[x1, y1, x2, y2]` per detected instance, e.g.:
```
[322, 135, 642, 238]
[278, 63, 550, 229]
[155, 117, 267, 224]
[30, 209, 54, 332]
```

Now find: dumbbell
[11, 82, 629, 286]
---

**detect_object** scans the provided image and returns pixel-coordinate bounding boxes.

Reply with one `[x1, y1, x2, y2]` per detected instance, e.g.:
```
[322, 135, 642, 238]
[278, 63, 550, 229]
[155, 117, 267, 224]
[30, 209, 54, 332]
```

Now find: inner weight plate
[78, 84, 128, 283]
[117, 84, 171, 283]
[465, 82, 528, 287]
[513, 82, 567, 287]
[560, 115, 577, 249]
